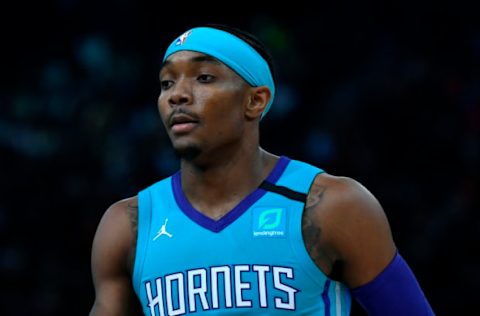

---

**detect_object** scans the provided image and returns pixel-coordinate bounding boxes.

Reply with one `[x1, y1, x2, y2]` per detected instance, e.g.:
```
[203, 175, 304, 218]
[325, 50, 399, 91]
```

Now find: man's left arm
[318, 175, 435, 315]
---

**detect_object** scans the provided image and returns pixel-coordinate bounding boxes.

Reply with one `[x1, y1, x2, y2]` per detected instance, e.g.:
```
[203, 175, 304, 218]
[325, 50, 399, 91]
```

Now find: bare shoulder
[304, 173, 396, 287]
[104, 196, 139, 237]
[103, 196, 138, 222]
[92, 196, 139, 275]
[307, 173, 388, 223]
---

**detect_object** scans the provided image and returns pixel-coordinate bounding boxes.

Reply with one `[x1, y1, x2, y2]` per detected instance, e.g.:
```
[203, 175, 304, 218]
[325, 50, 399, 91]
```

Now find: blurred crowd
[1, 1, 478, 315]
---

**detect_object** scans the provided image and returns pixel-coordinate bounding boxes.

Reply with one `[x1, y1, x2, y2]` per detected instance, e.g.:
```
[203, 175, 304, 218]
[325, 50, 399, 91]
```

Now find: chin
[173, 144, 202, 161]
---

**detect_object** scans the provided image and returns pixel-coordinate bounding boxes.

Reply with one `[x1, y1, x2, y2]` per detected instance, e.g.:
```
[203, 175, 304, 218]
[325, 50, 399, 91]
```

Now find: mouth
[169, 113, 199, 134]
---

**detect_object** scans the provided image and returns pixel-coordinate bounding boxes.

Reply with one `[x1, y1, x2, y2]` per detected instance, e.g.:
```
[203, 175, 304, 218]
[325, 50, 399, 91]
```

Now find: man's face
[158, 51, 250, 160]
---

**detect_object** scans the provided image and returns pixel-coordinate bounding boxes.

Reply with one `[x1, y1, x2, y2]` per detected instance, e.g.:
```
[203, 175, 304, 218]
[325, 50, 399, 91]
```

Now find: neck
[180, 147, 278, 219]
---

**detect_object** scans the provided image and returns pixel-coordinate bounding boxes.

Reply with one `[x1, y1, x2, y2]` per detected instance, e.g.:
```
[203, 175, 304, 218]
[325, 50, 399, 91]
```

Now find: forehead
[161, 51, 225, 71]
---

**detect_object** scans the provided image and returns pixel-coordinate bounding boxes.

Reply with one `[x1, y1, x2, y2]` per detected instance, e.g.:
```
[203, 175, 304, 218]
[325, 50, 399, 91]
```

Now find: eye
[197, 74, 215, 83]
[160, 80, 173, 90]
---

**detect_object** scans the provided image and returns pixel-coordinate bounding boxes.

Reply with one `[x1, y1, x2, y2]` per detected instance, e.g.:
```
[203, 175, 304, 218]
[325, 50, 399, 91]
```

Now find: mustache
[167, 107, 199, 125]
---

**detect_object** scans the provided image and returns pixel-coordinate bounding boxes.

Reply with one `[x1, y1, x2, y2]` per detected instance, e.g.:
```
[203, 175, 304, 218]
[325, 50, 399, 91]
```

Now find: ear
[245, 86, 271, 120]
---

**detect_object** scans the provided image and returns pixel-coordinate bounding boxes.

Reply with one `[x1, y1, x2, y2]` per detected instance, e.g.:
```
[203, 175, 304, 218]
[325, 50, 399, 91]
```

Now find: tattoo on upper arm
[127, 202, 138, 238]
[126, 202, 138, 273]
[302, 183, 330, 271]
[305, 182, 326, 209]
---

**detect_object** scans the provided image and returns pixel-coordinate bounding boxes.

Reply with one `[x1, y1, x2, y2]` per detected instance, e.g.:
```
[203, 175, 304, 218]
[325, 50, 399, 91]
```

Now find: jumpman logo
[153, 218, 173, 240]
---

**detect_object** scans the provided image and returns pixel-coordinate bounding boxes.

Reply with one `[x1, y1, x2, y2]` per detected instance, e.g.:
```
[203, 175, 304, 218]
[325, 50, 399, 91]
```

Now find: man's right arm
[89, 197, 139, 316]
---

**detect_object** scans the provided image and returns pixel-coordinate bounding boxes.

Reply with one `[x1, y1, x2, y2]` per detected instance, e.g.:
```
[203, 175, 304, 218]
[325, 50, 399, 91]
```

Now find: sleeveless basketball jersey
[133, 156, 352, 315]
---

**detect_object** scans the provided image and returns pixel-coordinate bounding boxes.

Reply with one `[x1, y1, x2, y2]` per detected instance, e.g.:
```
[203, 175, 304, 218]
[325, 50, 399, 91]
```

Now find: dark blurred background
[1, 1, 479, 315]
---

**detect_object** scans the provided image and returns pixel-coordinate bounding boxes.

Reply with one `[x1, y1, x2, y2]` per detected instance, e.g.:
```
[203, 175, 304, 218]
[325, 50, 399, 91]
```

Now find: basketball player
[89, 25, 435, 315]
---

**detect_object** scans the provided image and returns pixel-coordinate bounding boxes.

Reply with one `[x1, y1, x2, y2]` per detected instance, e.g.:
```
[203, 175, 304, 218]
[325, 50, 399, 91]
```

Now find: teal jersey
[133, 156, 352, 315]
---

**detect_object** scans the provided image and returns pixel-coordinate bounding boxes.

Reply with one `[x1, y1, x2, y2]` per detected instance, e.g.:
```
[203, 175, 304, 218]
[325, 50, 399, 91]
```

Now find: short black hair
[203, 23, 277, 85]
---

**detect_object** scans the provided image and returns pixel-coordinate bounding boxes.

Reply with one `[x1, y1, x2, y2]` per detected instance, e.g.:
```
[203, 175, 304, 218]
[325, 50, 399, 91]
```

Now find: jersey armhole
[288, 170, 352, 314]
[132, 187, 153, 296]
[288, 171, 333, 287]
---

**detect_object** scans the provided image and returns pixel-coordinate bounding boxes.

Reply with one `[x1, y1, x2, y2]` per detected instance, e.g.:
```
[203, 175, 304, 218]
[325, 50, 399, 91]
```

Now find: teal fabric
[133, 157, 351, 315]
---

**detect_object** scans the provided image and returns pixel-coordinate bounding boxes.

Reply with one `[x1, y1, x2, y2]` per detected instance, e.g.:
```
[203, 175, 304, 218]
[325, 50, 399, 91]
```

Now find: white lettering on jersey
[165, 273, 186, 315]
[211, 266, 232, 308]
[143, 264, 298, 315]
[253, 265, 270, 308]
[187, 268, 209, 312]
[145, 278, 165, 316]
[234, 265, 252, 307]
[273, 266, 298, 310]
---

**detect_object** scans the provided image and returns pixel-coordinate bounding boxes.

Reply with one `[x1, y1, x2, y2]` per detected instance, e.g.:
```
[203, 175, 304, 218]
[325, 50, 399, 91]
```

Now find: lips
[169, 113, 199, 134]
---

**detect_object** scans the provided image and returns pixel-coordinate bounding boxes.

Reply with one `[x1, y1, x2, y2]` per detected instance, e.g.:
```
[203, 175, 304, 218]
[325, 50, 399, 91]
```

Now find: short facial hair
[173, 145, 202, 161]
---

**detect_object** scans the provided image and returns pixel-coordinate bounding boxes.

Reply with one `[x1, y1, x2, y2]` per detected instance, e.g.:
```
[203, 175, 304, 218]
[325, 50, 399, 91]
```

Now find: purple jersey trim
[171, 156, 290, 233]
[322, 279, 331, 316]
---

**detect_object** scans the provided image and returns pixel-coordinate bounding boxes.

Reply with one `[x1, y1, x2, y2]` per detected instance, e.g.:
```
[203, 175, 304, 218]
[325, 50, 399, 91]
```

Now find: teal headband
[163, 27, 275, 119]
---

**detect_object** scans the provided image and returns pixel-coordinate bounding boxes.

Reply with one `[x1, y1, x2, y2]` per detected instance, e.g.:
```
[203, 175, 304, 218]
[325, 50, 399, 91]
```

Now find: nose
[168, 78, 192, 107]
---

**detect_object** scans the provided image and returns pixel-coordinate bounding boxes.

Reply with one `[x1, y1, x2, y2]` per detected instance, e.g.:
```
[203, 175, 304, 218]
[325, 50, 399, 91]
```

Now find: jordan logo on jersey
[153, 218, 173, 241]
[252, 207, 287, 238]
